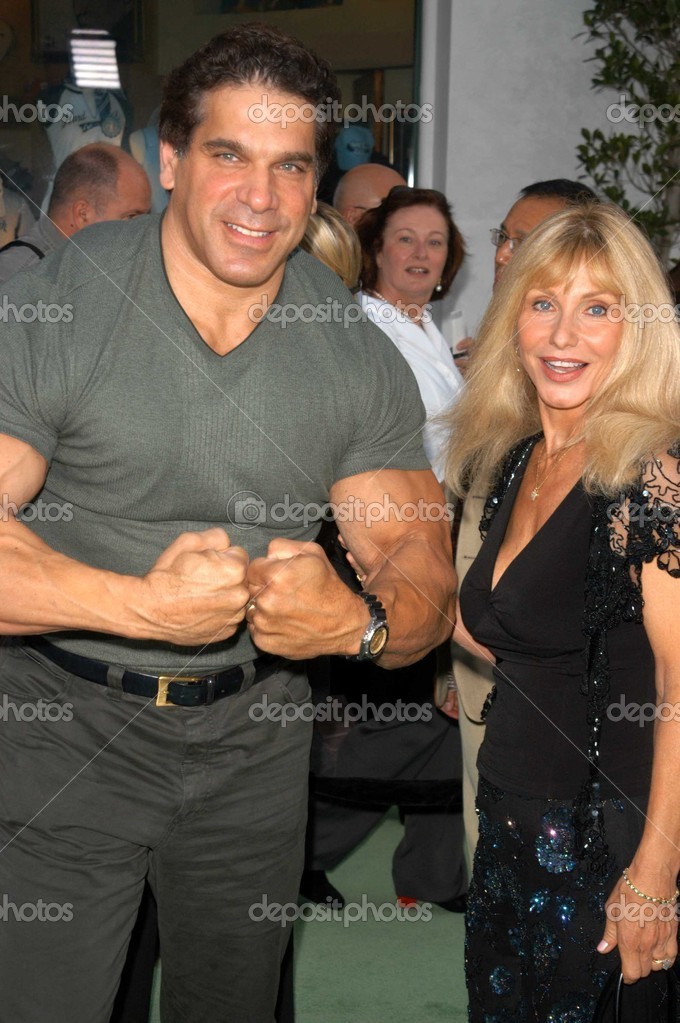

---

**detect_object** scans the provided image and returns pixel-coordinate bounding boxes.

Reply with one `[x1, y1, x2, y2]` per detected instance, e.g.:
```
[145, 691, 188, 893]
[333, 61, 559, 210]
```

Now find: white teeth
[407, 267, 427, 273]
[546, 360, 585, 369]
[228, 223, 270, 237]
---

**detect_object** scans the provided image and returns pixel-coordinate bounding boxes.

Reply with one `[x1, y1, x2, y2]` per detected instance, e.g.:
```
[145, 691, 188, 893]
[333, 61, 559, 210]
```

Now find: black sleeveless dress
[460, 451, 665, 1022]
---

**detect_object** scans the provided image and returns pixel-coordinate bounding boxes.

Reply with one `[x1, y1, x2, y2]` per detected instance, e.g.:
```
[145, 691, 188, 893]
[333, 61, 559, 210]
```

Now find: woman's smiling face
[516, 262, 624, 417]
[375, 204, 449, 304]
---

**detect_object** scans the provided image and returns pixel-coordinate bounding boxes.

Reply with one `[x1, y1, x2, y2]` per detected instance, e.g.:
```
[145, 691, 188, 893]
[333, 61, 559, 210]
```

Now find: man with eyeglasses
[491, 179, 597, 287]
[448, 178, 599, 874]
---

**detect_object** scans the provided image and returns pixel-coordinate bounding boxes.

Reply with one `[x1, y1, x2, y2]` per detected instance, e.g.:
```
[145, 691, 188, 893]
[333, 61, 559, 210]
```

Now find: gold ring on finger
[652, 957, 673, 970]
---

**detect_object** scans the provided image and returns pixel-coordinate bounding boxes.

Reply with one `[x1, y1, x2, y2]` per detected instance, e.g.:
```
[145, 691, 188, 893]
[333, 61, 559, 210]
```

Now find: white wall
[417, 0, 619, 338]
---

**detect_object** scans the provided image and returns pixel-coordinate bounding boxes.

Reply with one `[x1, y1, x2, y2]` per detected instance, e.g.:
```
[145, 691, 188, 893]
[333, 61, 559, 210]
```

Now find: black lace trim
[480, 438, 680, 882]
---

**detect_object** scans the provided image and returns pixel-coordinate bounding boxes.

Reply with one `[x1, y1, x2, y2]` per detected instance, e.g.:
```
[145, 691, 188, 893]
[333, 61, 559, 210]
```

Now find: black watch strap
[347, 592, 389, 661]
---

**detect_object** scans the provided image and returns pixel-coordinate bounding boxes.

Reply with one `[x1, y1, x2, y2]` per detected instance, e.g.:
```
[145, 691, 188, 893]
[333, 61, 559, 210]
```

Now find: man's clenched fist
[245, 538, 367, 659]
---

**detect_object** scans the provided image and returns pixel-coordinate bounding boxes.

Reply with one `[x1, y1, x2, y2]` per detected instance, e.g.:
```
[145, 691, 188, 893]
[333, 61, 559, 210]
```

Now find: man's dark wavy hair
[159, 23, 340, 179]
[519, 178, 599, 204]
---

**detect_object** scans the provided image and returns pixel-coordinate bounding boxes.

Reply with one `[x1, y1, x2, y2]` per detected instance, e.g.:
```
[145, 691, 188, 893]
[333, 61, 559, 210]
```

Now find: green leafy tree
[576, 0, 680, 267]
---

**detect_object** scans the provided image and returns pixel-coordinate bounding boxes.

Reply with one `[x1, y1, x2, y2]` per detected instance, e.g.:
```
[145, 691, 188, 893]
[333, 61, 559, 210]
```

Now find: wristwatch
[348, 592, 389, 661]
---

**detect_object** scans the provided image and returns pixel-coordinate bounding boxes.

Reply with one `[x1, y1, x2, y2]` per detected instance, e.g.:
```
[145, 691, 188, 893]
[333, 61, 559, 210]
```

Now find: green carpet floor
[150, 808, 468, 1021]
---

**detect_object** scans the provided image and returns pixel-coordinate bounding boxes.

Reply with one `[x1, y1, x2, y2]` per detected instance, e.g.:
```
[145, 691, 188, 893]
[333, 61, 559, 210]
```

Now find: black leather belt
[28, 638, 280, 708]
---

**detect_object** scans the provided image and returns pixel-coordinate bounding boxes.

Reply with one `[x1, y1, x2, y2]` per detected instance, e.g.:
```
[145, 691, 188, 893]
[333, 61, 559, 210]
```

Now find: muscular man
[0, 143, 151, 283]
[333, 162, 406, 226]
[0, 25, 454, 1023]
[451, 179, 598, 871]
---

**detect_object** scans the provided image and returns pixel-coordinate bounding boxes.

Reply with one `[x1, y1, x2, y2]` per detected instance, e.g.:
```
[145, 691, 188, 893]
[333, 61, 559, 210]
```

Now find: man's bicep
[0, 434, 49, 509]
[329, 468, 452, 572]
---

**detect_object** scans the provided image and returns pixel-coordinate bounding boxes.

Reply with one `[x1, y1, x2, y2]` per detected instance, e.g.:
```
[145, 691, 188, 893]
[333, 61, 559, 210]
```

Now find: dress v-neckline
[490, 457, 581, 595]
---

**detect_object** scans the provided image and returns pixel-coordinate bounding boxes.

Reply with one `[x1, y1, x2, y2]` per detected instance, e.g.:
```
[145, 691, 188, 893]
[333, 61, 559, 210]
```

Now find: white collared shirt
[359, 291, 464, 480]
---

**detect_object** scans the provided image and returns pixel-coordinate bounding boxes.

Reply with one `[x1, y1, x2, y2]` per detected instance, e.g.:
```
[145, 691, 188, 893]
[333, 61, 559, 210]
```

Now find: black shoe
[299, 869, 345, 908]
[433, 893, 467, 913]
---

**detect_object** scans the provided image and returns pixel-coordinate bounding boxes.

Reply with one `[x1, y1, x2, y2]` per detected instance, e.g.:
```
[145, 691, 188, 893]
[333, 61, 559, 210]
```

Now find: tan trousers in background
[452, 491, 495, 874]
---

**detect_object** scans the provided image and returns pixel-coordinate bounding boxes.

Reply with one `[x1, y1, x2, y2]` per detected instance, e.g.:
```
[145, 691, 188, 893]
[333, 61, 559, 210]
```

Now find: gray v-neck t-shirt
[0, 214, 429, 671]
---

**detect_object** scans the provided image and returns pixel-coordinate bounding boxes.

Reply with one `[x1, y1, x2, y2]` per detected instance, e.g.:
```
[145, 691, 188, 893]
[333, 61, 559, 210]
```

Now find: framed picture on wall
[31, 0, 144, 63]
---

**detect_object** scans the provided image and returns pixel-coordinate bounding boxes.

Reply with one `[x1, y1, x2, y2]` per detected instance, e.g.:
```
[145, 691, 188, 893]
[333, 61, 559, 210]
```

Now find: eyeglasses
[490, 228, 523, 252]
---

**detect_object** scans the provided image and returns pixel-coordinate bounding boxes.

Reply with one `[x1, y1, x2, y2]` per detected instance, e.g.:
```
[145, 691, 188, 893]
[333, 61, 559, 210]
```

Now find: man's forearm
[0, 518, 249, 646]
[0, 521, 146, 636]
[362, 532, 456, 668]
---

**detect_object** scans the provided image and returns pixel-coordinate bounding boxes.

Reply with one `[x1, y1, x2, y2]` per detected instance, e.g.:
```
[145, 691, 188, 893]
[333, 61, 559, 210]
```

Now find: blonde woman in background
[300, 201, 361, 290]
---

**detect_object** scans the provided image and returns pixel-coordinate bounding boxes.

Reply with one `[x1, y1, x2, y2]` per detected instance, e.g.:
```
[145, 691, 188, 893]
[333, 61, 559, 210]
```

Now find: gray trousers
[0, 642, 312, 1023]
[308, 710, 466, 902]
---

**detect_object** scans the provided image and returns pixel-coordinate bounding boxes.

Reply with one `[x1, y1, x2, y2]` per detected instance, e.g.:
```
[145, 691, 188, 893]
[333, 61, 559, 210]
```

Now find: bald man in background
[0, 143, 151, 284]
[333, 162, 406, 226]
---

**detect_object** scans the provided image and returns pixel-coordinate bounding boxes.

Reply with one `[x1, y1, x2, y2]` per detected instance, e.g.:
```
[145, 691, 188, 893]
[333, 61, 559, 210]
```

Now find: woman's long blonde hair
[444, 203, 680, 498]
[300, 202, 361, 289]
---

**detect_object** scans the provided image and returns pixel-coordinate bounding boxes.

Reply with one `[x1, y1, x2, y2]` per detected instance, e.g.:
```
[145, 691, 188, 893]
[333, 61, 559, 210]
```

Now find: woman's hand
[598, 863, 678, 983]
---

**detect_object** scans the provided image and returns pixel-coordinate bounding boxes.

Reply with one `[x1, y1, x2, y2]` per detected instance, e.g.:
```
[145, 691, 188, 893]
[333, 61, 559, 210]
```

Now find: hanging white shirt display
[41, 82, 127, 209]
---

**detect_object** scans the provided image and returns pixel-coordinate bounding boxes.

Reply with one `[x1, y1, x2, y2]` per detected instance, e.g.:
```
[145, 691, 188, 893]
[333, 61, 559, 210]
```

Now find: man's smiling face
[160, 83, 318, 292]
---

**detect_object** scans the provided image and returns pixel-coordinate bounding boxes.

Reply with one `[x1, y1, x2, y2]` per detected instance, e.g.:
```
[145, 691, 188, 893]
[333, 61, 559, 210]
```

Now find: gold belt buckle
[156, 674, 202, 707]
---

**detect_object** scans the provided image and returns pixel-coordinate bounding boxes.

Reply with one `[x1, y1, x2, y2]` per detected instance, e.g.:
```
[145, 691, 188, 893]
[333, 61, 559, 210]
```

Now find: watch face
[368, 626, 388, 657]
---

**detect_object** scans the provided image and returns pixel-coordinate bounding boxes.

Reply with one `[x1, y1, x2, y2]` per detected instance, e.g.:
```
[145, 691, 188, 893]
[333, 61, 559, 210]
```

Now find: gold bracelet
[621, 867, 680, 906]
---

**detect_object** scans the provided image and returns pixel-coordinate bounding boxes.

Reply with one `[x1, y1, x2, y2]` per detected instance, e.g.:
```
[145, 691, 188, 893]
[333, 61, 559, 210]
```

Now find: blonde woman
[445, 203, 680, 1018]
[300, 201, 361, 290]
